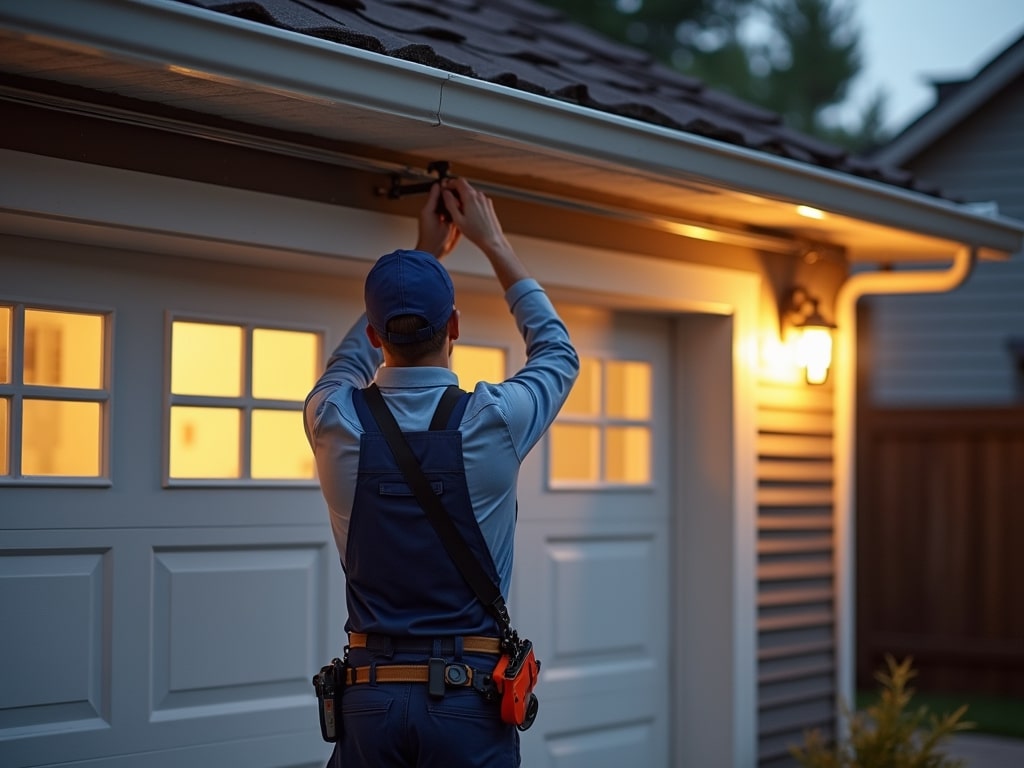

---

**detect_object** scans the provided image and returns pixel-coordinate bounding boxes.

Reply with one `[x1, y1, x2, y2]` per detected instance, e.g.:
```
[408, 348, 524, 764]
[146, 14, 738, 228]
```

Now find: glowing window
[252, 409, 315, 479]
[167, 318, 320, 483]
[549, 356, 652, 488]
[0, 397, 8, 475]
[0, 303, 109, 481]
[451, 344, 506, 389]
[0, 305, 10, 384]
[23, 399, 102, 477]
[171, 321, 243, 397]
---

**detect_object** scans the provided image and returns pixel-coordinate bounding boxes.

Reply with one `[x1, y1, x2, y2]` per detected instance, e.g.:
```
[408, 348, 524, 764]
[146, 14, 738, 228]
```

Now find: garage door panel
[0, 549, 110, 732]
[542, 718, 661, 768]
[151, 546, 320, 716]
[0, 528, 336, 768]
[514, 516, 669, 767]
[548, 536, 659, 657]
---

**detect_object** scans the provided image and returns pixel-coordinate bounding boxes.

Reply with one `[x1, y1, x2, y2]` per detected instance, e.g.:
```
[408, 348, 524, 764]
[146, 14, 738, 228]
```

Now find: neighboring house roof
[179, 0, 935, 196]
[873, 30, 1024, 167]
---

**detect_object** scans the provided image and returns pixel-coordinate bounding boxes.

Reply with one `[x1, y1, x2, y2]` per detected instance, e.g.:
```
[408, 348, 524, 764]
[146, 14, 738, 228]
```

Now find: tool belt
[347, 632, 503, 656]
[313, 642, 505, 742]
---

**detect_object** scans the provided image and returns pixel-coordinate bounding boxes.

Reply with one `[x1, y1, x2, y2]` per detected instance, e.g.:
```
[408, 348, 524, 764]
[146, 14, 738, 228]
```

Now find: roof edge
[3, 0, 1023, 257]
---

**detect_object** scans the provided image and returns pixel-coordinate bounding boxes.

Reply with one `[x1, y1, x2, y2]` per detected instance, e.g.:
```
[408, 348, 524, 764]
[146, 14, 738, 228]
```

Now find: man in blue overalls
[305, 177, 579, 767]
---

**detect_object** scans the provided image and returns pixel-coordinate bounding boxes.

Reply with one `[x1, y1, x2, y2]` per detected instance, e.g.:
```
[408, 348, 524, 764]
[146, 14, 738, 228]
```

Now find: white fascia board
[3, 0, 1023, 256]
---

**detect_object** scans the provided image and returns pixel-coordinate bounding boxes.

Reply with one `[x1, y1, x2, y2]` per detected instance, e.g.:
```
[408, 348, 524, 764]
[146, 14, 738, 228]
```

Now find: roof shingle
[178, 0, 940, 195]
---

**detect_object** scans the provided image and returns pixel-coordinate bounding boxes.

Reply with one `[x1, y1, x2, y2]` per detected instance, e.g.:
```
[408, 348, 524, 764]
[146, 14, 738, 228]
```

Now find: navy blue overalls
[327, 386, 520, 768]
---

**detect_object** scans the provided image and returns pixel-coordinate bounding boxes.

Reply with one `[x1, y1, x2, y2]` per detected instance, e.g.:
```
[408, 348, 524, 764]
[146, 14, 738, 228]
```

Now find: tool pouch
[312, 657, 347, 743]
[492, 638, 541, 731]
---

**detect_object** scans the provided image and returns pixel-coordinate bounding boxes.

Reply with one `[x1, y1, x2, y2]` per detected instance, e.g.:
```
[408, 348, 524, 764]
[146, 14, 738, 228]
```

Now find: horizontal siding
[867, 76, 1024, 407]
[756, 380, 836, 766]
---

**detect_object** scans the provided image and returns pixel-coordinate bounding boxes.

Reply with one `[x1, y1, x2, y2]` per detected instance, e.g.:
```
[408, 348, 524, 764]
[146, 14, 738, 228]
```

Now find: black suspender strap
[428, 384, 465, 431]
[362, 384, 514, 641]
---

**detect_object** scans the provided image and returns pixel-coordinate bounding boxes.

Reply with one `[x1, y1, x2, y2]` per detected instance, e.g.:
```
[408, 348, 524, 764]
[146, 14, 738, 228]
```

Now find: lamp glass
[796, 326, 833, 385]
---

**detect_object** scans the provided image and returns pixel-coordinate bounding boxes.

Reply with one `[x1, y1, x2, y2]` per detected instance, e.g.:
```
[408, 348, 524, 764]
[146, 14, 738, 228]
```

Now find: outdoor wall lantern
[785, 286, 836, 385]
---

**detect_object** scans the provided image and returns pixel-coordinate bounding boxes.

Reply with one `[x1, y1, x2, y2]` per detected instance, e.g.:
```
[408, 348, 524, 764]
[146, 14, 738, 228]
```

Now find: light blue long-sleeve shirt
[305, 278, 579, 596]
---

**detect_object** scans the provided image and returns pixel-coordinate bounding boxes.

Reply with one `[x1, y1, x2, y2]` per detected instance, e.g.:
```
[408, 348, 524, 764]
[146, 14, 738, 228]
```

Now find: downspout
[833, 245, 976, 728]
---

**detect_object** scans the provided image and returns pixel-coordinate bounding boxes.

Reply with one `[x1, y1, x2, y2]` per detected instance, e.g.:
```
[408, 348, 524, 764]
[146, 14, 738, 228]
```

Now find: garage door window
[549, 357, 652, 487]
[451, 344, 506, 389]
[0, 303, 109, 481]
[167, 319, 319, 483]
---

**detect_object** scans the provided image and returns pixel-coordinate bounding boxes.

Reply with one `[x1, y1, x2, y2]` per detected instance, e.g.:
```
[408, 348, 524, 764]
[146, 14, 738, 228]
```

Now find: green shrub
[791, 655, 973, 768]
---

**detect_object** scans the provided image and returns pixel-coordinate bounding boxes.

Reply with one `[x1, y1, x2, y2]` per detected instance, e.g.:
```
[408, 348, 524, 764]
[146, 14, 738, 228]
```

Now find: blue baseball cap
[364, 249, 455, 344]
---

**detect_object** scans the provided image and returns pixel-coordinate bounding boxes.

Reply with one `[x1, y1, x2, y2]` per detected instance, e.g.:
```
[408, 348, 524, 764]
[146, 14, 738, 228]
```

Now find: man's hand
[441, 177, 529, 290]
[414, 183, 461, 259]
[440, 177, 509, 255]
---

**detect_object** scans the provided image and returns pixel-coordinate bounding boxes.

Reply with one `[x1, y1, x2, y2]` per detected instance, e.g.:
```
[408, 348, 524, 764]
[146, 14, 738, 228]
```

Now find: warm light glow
[606, 361, 651, 419]
[169, 406, 241, 478]
[25, 309, 104, 388]
[252, 329, 319, 401]
[562, 357, 601, 417]
[796, 205, 825, 220]
[0, 306, 10, 384]
[451, 345, 506, 388]
[0, 397, 7, 475]
[606, 426, 650, 483]
[550, 423, 600, 483]
[550, 357, 653, 486]
[795, 326, 833, 385]
[759, 332, 802, 385]
[23, 399, 101, 476]
[252, 409, 315, 479]
[171, 321, 243, 397]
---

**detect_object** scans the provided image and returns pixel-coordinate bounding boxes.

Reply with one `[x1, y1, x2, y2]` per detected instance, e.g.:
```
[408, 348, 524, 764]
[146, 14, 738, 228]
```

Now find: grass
[856, 689, 1024, 740]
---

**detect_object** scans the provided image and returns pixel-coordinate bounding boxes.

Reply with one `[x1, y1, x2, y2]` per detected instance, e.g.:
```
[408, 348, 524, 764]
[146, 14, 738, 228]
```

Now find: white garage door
[2, 242, 676, 767]
[0, 241, 347, 768]
[512, 305, 674, 768]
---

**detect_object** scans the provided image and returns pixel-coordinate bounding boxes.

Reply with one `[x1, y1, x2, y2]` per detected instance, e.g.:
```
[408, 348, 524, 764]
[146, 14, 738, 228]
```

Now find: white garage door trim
[2, 148, 760, 766]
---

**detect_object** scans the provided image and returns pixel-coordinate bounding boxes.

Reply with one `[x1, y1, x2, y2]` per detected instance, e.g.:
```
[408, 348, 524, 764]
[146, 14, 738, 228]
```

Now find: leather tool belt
[345, 660, 499, 700]
[348, 632, 503, 656]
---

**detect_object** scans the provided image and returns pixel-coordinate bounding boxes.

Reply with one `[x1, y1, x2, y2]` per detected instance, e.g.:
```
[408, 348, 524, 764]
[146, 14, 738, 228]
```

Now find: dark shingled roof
[177, 0, 938, 196]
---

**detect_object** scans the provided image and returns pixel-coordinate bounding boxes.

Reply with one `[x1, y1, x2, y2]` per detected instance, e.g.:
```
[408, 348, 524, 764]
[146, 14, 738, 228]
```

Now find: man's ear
[448, 310, 460, 341]
[366, 324, 384, 349]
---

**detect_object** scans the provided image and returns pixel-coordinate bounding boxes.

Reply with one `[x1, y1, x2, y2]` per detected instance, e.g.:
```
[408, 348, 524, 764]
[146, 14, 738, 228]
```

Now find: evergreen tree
[536, 0, 890, 152]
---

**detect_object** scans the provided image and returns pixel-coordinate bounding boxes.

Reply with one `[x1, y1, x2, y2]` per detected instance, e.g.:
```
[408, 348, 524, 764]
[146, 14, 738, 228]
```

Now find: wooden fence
[856, 407, 1024, 696]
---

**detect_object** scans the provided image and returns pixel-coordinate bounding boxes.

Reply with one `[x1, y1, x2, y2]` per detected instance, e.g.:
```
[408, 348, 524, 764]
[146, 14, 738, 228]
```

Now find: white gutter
[1, 0, 1023, 254]
[832, 246, 975, 729]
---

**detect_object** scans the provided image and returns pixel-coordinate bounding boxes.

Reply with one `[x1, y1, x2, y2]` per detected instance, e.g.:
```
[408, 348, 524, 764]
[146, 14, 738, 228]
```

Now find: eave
[1, 0, 1022, 263]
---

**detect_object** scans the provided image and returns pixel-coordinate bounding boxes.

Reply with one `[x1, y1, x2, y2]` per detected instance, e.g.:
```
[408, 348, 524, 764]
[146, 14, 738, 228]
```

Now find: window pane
[606, 426, 651, 484]
[561, 357, 600, 417]
[0, 397, 8, 475]
[252, 329, 319, 401]
[251, 409, 315, 479]
[451, 345, 506, 388]
[550, 423, 600, 483]
[169, 406, 240, 478]
[0, 306, 10, 384]
[171, 322, 243, 397]
[22, 399, 101, 476]
[606, 361, 651, 420]
[24, 309, 104, 389]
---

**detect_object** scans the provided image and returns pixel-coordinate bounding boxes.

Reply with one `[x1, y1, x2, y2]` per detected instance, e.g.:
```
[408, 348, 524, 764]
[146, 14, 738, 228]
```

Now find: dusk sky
[841, 0, 1024, 132]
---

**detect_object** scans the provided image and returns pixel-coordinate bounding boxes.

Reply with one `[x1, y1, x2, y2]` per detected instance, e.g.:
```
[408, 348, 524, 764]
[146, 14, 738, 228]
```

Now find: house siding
[866, 76, 1024, 407]
[755, 382, 836, 766]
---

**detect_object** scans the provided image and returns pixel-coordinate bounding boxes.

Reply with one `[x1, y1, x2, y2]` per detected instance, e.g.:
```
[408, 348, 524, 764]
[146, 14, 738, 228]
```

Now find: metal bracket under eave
[382, 160, 452, 200]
